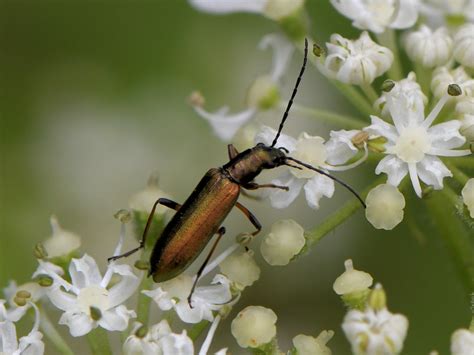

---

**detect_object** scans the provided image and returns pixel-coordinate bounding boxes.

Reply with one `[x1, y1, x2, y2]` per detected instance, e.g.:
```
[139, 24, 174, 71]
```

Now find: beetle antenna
[271, 38, 308, 147]
[286, 156, 366, 208]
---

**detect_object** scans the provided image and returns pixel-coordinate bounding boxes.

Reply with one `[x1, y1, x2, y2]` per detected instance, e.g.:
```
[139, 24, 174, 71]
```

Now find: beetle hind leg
[107, 197, 182, 263]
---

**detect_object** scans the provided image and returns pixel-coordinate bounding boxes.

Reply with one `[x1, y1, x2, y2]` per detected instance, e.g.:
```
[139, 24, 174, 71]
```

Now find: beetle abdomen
[149, 168, 240, 282]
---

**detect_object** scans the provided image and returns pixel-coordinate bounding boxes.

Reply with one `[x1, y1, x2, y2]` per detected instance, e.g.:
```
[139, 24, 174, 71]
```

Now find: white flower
[320, 32, 393, 85]
[374, 72, 427, 118]
[333, 259, 373, 295]
[331, 0, 418, 33]
[343, 306, 409, 355]
[0, 299, 28, 323]
[42, 215, 81, 259]
[431, 66, 474, 100]
[143, 274, 232, 324]
[2, 281, 47, 322]
[191, 33, 293, 141]
[219, 250, 260, 289]
[462, 178, 474, 218]
[366, 91, 471, 197]
[292, 330, 334, 355]
[451, 328, 474, 355]
[189, 0, 305, 21]
[365, 184, 406, 229]
[0, 303, 44, 355]
[260, 219, 305, 266]
[129, 174, 173, 216]
[453, 23, 474, 68]
[456, 96, 474, 140]
[231, 305, 277, 348]
[35, 254, 139, 337]
[404, 25, 453, 68]
[123, 320, 194, 355]
[256, 126, 366, 209]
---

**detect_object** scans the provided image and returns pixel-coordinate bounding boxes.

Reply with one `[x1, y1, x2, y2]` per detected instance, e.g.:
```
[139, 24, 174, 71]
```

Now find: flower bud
[404, 26, 453, 68]
[456, 97, 474, 140]
[292, 330, 334, 355]
[451, 328, 474, 355]
[453, 23, 474, 68]
[334, 259, 373, 310]
[365, 184, 405, 230]
[260, 219, 305, 266]
[219, 250, 260, 290]
[431, 66, 474, 100]
[42, 216, 81, 259]
[461, 178, 474, 218]
[246, 75, 280, 110]
[291, 133, 327, 179]
[231, 306, 277, 348]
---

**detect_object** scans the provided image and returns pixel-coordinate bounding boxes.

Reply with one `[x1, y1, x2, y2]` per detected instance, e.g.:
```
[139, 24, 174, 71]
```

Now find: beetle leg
[188, 226, 226, 307]
[227, 144, 239, 159]
[243, 182, 289, 191]
[107, 197, 182, 262]
[235, 202, 262, 236]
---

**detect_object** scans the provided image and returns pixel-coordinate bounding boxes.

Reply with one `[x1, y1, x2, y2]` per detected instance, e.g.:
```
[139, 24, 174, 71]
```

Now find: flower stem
[426, 190, 474, 298]
[360, 83, 379, 104]
[37, 304, 74, 355]
[86, 328, 112, 355]
[303, 178, 385, 249]
[376, 30, 403, 80]
[287, 103, 366, 129]
[136, 275, 154, 326]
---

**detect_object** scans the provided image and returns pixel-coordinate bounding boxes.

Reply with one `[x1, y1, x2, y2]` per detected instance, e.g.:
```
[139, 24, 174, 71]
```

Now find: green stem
[37, 305, 74, 355]
[445, 160, 470, 185]
[426, 190, 474, 298]
[288, 103, 366, 129]
[331, 80, 375, 117]
[376, 30, 403, 81]
[414, 62, 432, 98]
[136, 275, 154, 326]
[360, 83, 379, 104]
[86, 327, 112, 355]
[303, 177, 385, 249]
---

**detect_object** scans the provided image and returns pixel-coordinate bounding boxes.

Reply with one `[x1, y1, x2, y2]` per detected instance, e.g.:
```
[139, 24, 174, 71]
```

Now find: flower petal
[255, 125, 296, 151]
[259, 33, 294, 82]
[189, 0, 266, 14]
[194, 106, 256, 141]
[159, 331, 194, 355]
[365, 116, 398, 143]
[416, 156, 452, 190]
[429, 120, 466, 149]
[69, 254, 103, 288]
[99, 305, 136, 332]
[375, 155, 408, 186]
[268, 172, 304, 209]
[59, 311, 94, 337]
[106, 265, 140, 308]
[408, 162, 422, 198]
[47, 289, 78, 312]
[303, 174, 335, 209]
[325, 129, 359, 165]
[0, 321, 19, 353]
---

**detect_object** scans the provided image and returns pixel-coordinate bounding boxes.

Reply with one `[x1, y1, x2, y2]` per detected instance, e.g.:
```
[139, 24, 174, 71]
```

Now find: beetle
[109, 39, 365, 304]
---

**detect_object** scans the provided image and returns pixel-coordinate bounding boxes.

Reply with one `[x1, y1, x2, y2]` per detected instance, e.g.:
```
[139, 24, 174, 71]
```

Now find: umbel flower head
[366, 86, 471, 198]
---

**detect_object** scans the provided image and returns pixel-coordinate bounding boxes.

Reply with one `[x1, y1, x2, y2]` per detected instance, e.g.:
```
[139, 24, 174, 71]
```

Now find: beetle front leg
[243, 181, 289, 191]
[107, 197, 182, 262]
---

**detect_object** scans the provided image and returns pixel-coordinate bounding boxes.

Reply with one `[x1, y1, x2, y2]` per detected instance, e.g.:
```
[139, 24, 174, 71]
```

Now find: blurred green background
[1, 1, 470, 354]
